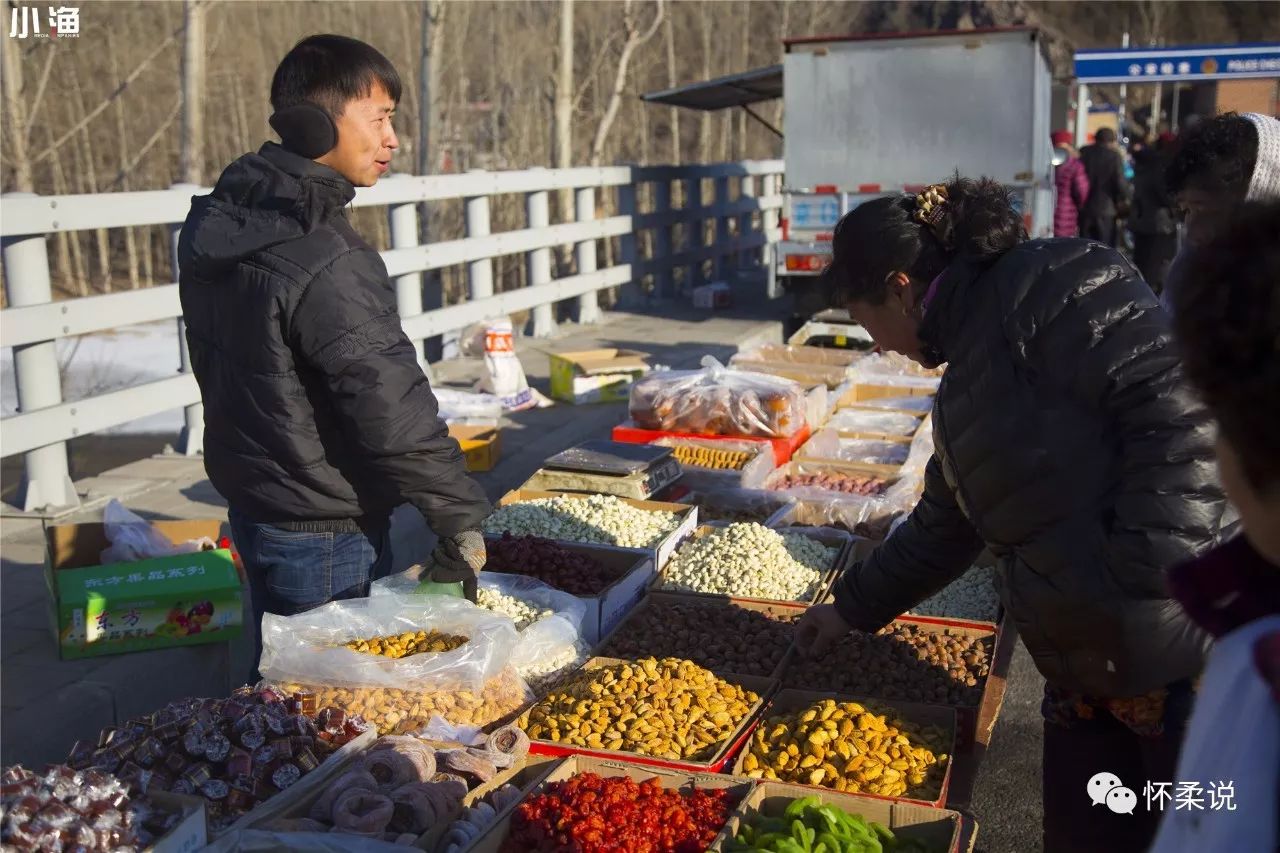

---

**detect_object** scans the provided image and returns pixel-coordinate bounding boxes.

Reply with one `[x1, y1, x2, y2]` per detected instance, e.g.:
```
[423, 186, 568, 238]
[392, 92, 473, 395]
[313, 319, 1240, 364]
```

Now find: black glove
[429, 529, 487, 583]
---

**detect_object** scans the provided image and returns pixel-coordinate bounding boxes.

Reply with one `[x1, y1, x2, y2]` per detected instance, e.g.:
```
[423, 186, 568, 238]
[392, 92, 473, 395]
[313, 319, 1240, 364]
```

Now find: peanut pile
[519, 657, 758, 761]
[784, 623, 991, 706]
[342, 630, 468, 660]
[742, 698, 949, 800]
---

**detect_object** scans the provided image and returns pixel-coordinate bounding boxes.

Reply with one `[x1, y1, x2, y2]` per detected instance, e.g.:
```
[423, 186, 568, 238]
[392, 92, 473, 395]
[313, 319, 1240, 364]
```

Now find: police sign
[1075, 43, 1280, 84]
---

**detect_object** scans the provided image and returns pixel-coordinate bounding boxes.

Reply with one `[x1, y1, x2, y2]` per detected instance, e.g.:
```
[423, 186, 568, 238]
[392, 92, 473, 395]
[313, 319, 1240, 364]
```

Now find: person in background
[796, 176, 1230, 853]
[177, 35, 491, 654]
[1051, 130, 1089, 238]
[1151, 201, 1280, 852]
[1078, 126, 1130, 246]
[1129, 131, 1179, 295]
[1162, 111, 1280, 311]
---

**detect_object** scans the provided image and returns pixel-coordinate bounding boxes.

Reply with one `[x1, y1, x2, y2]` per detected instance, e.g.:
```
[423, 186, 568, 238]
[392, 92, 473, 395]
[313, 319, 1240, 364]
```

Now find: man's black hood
[178, 142, 355, 281]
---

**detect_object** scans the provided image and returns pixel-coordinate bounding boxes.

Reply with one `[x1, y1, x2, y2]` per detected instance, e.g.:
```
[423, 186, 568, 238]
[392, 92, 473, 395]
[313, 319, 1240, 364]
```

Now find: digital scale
[521, 441, 682, 500]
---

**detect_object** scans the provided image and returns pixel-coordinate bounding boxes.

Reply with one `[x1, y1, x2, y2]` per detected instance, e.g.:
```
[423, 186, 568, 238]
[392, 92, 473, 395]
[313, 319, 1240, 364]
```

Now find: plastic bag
[100, 499, 214, 563]
[258, 594, 518, 692]
[372, 571, 586, 685]
[849, 394, 935, 414]
[734, 343, 864, 368]
[799, 430, 910, 466]
[848, 353, 943, 388]
[677, 488, 795, 526]
[628, 356, 807, 438]
[474, 319, 537, 412]
[434, 388, 503, 425]
[826, 409, 922, 437]
[765, 461, 916, 540]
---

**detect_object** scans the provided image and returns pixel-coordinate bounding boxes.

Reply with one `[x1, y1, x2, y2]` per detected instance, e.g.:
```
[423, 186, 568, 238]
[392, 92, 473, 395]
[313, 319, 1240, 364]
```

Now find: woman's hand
[794, 604, 854, 656]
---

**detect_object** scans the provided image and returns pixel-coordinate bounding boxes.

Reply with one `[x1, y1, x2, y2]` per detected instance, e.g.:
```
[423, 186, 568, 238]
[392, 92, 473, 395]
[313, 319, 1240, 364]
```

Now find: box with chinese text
[43, 520, 245, 660]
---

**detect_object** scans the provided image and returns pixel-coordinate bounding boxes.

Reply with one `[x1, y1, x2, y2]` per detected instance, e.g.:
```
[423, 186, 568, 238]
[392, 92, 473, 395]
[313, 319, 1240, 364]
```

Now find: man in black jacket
[1078, 127, 1131, 247]
[177, 35, 490, 636]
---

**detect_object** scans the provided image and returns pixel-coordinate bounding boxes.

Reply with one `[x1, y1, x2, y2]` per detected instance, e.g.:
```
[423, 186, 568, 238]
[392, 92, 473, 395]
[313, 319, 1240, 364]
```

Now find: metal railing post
[739, 173, 757, 267]
[763, 171, 783, 299]
[685, 177, 703, 291]
[2, 192, 79, 511]
[652, 179, 673, 299]
[465, 178, 495, 306]
[574, 185, 601, 324]
[715, 175, 732, 282]
[526, 181, 557, 337]
[616, 178, 643, 308]
[170, 183, 204, 456]
[387, 182, 434, 382]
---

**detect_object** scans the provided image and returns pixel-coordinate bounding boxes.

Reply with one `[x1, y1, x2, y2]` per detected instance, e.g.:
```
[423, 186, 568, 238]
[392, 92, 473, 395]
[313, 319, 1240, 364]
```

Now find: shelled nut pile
[483, 494, 680, 549]
[519, 657, 759, 761]
[657, 523, 834, 602]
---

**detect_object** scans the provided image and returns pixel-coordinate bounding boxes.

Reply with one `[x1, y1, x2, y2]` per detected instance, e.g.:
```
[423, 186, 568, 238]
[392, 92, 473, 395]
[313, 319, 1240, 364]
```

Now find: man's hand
[794, 604, 854, 657]
[429, 529, 486, 583]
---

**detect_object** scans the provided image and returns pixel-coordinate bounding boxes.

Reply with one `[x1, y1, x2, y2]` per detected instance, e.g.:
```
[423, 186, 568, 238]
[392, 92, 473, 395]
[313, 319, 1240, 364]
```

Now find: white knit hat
[1242, 112, 1280, 202]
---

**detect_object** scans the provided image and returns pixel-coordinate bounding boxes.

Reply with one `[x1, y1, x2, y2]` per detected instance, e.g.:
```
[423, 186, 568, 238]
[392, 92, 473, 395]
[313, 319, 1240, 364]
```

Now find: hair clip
[914, 184, 949, 227]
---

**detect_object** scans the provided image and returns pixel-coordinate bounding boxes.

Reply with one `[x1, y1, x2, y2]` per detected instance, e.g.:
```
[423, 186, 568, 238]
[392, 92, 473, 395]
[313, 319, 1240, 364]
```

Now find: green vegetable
[734, 798, 936, 853]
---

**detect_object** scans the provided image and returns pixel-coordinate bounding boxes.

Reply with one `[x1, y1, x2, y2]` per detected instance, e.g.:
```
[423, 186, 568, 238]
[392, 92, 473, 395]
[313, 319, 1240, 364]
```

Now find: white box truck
[643, 27, 1055, 317]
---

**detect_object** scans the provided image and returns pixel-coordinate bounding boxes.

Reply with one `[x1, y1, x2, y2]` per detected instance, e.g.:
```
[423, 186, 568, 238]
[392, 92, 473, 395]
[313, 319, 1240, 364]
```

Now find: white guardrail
[0, 160, 784, 511]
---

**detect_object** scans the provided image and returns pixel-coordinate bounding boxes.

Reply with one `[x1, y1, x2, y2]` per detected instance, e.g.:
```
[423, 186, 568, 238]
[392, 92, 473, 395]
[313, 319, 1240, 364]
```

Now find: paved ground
[0, 296, 1044, 851]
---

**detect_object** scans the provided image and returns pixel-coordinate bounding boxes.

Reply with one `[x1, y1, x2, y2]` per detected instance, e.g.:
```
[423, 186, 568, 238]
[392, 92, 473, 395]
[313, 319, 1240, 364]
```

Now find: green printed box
[44, 520, 246, 660]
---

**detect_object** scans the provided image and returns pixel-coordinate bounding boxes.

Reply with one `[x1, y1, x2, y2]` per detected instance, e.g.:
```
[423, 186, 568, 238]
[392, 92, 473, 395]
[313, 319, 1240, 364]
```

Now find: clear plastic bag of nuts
[269, 667, 532, 736]
[258, 593, 520, 694]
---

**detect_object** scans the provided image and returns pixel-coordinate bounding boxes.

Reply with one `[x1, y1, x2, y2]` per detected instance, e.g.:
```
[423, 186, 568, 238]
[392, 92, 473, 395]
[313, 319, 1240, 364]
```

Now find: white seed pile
[475, 587, 555, 631]
[523, 640, 593, 694]
[658, 522, 835, 602]
[908, 565, 1000, 622]
[482, 494, 680, 549]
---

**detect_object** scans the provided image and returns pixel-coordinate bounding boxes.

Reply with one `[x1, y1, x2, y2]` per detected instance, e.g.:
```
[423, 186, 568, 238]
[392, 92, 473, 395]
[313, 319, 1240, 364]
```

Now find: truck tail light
[781, 217, 789, 241]
[785, 254, 829, 272]
[814, 184, 838, 194]
[857, 184, 882, 194]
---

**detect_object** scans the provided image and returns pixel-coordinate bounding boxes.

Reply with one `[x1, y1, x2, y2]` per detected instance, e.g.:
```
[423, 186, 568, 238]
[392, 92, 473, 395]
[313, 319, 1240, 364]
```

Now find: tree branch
[109, 98, 183, 190]
[22, 43, 57, 145]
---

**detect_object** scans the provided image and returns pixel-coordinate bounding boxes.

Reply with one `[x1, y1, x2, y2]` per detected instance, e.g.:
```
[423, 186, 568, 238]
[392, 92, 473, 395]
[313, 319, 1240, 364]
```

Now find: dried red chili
[501, 772, 735, 853]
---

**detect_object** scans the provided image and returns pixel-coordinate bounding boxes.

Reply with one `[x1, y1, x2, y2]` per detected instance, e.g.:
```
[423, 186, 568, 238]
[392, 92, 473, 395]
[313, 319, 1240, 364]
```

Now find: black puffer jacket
[177, 143, 490, 537]
[832, 238, 1229, 697]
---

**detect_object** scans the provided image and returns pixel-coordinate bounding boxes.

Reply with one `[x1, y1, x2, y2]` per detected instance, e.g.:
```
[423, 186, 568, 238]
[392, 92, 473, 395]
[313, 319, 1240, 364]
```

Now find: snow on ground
[1, 319, 186, 435]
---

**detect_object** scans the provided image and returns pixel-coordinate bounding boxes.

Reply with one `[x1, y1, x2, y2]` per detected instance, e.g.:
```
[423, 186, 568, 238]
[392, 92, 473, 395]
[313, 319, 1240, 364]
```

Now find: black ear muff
[269, 102, 338, 159]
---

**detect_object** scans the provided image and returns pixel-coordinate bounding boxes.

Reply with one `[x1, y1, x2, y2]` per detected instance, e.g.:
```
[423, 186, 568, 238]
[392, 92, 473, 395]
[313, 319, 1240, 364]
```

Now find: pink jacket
[1054, 157, 1089, 237]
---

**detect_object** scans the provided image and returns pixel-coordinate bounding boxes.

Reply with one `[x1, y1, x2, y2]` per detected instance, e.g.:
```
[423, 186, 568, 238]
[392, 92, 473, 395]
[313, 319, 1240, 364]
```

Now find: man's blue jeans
[229, 510, 393, 674]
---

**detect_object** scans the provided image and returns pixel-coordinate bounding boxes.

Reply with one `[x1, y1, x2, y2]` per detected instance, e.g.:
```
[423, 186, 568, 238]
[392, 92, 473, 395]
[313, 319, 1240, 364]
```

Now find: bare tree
[179, 0, 206, 186]
[589, 0, 664, 167]
[1, 36, 34, 192]
[663, 6, 680, 165]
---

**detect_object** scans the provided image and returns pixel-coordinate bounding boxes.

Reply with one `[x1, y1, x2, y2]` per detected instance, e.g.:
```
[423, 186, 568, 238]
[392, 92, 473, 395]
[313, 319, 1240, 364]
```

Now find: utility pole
[1117, 31, 1130, 138]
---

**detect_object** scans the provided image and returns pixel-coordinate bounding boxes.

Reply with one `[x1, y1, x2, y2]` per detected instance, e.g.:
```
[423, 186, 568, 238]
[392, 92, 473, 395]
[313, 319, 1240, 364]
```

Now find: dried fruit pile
[485, 533, 623, 596]
[503, 772, 736, 853]
[669, 444, 754, 470]
[343, 630, 468, 659]
[519, 658, 758, 762]
[742, 699, 948, 800]
[770, 471, 888, 496]
[784, 623, 991, 706]
[598, 599, 798, 677]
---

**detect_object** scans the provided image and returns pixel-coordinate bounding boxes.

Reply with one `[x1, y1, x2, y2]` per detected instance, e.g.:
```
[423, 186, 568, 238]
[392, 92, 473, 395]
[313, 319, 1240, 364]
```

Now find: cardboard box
[787, 320, 875, 351]
[549, 348, 650, 405]
[449, 424, 501, 472]
[731, 689, 956, 808]
[485, 535, 655, 645]
[494, 489, 697, 572]
[693, 281, 733, 308]
[469, 756, 755, 853]
[710, 781, 967, 853]
[651, 524, 853, 607]
[43, 520, 245, 660]
[594, 591, 808, 681]
[525, 658, 777, 774]
[651, 436, 776, 492]
[147, 792, 208, 853]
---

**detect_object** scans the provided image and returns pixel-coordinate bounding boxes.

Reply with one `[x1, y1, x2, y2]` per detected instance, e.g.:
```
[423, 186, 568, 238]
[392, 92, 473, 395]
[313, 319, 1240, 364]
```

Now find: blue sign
[1075, 42, 1280, 84]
